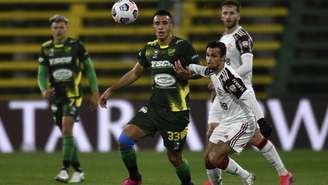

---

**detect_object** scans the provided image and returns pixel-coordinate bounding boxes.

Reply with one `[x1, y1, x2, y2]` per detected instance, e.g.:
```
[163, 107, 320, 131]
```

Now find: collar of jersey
[157, 36, 176, 49]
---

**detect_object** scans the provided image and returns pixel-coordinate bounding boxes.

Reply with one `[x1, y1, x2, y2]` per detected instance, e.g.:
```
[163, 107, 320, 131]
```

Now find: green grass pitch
[0, 150, 327, 185]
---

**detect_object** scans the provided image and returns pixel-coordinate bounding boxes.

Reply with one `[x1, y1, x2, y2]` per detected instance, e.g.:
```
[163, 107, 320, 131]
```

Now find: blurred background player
[37, 15, 99, 183]
[177, 40, 258, 185]
[204, 1, 293, 185]
[99, 10, 199, 185]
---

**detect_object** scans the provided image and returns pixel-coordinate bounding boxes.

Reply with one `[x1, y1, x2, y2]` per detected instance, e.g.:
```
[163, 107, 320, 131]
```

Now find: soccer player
[181, 40, 257, 184]
[37, 15, 99, 183]
[206, 1, 293, 185]
[99, 10, 199, 185]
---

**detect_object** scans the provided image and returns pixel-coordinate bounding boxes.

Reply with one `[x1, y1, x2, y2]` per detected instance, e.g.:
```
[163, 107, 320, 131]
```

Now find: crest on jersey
[49, 48, 55, 57]
[153, 49, 159, 59]
[64, 46, 71, 53]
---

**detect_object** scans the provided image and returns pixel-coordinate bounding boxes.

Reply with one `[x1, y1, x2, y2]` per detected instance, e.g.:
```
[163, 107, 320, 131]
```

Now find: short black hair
[206, 41, 226, 57]
[49, 15, 68, 25]
[221, 0, 241, 12]
[152, 9, 173, 20]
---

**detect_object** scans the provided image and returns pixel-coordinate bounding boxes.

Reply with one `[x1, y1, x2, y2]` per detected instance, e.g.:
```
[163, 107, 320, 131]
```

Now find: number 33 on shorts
[167, 127, 188, 141]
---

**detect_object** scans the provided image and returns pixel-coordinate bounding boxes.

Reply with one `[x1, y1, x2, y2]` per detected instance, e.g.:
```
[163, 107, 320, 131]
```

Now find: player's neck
[225, 24, 239, 34]
[158, 34, 173, 46]
[54, 37, 67, 44]
[214, 63, 225, 73]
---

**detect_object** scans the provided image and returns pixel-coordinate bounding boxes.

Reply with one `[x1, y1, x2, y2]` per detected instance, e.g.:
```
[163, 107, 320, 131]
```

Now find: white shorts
[208, 97, 221, 123]
[209, 118, 256, 153]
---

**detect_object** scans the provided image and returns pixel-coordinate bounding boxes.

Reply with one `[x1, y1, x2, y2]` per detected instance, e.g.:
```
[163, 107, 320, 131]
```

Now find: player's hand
[99, 89, 111, 108]
[89, 92, 99, 111]
[43, 88, 55, 99]
[257, 118, 272, 138]
[173, 60, 192, 79]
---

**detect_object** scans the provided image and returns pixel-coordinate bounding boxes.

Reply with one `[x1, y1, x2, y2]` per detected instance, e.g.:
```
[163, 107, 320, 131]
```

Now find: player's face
[51, 21, 68, 42]
[206, 47, 225, 70]
[153, 15, 173, 41]
[221, 5, 240, 29]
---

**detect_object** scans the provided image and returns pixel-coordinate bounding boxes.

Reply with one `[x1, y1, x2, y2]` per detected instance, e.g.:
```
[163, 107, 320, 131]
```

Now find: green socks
[176, 159, 192, 185]
[120, 148, 141, 180]
[62, 136, 75, 169]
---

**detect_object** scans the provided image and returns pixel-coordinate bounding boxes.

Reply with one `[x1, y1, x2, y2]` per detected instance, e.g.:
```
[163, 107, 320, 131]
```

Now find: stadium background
[0, 0, 327, 184]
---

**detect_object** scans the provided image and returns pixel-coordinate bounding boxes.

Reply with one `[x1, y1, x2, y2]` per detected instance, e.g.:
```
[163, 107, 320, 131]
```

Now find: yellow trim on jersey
[169, 84, 190, 112]
[75, 96, 82, 107]
[147, 40, 158, 46]
[159, 45, 169, 49]
[54, 44, 64, 48]
[146, 39, 168, 48]
[41, 40, 52, 47]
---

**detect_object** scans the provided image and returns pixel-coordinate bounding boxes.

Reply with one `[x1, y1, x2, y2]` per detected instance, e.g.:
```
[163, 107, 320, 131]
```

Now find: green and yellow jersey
[38, 37, 97, 104]
[137, 36, 199, 112]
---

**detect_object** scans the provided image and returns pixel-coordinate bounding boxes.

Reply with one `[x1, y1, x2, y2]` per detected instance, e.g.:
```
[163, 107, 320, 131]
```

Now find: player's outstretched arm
[99, 62, 144, 108]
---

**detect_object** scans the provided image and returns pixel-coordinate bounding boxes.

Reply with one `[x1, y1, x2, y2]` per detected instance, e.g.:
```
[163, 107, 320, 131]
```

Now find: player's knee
[207, 150, 220, 166]
[118, 132, 135, 150]
[168, 152, 182, 167]
[250, 129, 263, 145]
[204, 155, 216, 169]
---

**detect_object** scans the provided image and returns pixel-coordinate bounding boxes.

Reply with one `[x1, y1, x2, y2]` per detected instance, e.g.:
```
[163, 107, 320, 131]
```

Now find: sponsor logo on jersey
[242, 40, 249, 47]
[52, 68, 73, 82]
[151, 60, 173, 68]
[49, 57, 72, 65]
[154, 73, 176, 87]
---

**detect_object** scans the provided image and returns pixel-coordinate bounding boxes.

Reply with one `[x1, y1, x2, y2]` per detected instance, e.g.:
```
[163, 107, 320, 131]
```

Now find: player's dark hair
[153, 9, 173, 20]
[221, 0, 241, 12]
[206, 41, 226, 57]
[49, 15, 68, 25]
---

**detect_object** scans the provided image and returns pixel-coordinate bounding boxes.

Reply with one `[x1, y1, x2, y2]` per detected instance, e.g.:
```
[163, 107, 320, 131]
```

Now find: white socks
[224, 157, 250, 179]
[260, 140, 288, 176]
[206, 168, 222, 185]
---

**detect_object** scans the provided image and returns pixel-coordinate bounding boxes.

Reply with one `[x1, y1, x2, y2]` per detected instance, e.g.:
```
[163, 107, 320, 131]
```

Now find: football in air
[112, 0, 138, 24]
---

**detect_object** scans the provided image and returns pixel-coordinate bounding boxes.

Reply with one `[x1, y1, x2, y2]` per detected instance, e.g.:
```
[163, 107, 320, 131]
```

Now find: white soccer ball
[112, 0, 138, 24]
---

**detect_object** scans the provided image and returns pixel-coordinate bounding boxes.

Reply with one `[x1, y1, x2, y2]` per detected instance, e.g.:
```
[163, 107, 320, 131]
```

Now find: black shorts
[50, 97, 81, 127]
[129, 105, 190, 151]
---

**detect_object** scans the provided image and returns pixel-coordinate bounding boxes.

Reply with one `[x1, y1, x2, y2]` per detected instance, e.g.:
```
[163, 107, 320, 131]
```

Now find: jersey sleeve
[38, 47, 48, 66]
[181, 40, 199, 65]
[235, 32, 253, 55]
[77, 41, 90, 62]
[221, 68, 247, 99]
[137, 45, 150, 68]
[188, 64, 215, 77]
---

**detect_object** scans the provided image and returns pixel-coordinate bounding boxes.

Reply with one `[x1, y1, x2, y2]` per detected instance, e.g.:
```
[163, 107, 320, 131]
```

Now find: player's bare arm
[99, 62, 144, 108]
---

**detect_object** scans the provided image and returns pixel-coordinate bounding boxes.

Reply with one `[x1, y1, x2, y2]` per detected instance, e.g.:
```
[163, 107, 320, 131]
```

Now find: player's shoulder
[146, 39, 158, 47]
[172, 36, 192, 47]
[233, 27, 252, 41]
[67, 37, 83, 45]
[220, 65, 240, 80]
[41, 40, 53, 48]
